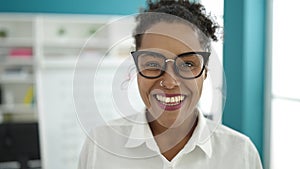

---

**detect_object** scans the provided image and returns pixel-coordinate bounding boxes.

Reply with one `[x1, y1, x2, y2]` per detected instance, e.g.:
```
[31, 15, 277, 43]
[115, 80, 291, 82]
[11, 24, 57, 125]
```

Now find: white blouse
[78, 112, 263, 169]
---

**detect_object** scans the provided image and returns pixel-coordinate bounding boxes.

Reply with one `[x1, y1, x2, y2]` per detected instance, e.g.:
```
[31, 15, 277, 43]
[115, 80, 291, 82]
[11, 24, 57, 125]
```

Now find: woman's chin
[147, 108, 184, 129]
[147, 97, 191, 128]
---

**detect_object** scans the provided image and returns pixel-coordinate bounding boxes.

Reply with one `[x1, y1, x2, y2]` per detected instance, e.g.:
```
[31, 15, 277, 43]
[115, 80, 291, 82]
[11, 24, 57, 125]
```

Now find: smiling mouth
[155, 94, 186, 108]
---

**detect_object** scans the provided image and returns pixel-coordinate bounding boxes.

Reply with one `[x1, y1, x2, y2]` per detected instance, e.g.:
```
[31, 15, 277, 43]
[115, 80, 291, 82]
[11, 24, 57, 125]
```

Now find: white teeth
[171, 97, 175, 102]
[166, 97, 170, 103]
[155, 95, 185, 104]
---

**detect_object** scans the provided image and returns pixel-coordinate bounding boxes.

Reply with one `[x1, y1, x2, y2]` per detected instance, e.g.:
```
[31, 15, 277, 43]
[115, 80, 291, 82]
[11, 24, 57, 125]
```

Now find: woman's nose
[161, 63, 181, 89]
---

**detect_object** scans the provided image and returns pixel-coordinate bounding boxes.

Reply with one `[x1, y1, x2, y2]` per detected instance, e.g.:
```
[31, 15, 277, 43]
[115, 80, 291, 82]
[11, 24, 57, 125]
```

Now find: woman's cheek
[137, 77, 152, 108]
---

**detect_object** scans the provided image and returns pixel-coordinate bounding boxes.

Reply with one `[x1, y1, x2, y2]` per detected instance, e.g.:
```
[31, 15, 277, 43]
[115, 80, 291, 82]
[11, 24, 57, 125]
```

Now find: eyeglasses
[131, 50, 210, 79]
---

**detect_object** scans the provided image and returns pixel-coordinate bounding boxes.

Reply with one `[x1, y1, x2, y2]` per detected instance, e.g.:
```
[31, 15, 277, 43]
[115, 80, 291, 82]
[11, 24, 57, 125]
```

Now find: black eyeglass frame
[131, 50, 210, 79]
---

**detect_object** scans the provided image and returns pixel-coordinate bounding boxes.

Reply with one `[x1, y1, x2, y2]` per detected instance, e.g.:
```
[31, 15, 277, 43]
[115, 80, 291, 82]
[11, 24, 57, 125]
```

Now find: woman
[78, 0, 263, 168]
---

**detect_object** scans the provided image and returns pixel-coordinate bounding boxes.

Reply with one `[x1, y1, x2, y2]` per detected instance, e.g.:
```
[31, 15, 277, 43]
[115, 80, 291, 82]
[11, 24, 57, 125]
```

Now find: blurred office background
[0, 0, 299, 169]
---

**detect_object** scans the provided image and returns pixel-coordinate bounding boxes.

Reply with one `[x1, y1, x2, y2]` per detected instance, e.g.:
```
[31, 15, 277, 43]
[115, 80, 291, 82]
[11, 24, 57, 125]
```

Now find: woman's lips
[154, 94, 186, 111]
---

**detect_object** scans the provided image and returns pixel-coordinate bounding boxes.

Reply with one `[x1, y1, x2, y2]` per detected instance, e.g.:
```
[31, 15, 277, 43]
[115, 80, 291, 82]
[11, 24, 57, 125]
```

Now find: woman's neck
[146, 109, 199, 160]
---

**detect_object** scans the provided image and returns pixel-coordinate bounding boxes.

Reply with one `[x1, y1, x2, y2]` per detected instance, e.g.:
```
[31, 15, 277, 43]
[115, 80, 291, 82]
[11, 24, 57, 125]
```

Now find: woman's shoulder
[89, 113, 142, 137]
[206, 119, 253, 145]
[199, 119, 263, 168]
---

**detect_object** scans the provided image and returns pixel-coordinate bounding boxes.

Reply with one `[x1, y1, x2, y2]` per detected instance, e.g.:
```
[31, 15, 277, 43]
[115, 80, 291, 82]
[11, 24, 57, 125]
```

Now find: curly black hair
[133, 0, 219, 51]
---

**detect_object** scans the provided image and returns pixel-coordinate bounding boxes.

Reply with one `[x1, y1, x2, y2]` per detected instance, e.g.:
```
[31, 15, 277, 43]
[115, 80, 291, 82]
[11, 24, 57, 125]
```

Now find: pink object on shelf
[9, 48, 33, 58]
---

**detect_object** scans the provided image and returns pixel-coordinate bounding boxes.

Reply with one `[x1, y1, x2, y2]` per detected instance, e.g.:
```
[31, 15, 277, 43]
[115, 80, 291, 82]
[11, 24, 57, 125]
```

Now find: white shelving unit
[1, 13, 136, 169]
[36, 14, 136, 169]
[0, 14, 36, 123]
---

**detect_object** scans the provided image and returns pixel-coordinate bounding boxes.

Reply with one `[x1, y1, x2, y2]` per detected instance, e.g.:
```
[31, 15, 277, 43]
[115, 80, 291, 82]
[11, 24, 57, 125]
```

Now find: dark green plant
[0, 29, 7, 38]
[57, 27, 66, 36]
[88, 27, 97, 36]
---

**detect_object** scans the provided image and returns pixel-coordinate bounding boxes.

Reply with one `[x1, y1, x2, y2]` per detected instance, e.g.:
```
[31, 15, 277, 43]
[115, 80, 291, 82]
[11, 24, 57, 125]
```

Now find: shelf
[40, 57, 128, 68]
[0, 38, 33, 47]
[0, 13, 35, 22]
[0, 76, 35, 84]
[0, 58, 34, 66]
[43, 38, 109, 49]
[0, 104, 36, 114]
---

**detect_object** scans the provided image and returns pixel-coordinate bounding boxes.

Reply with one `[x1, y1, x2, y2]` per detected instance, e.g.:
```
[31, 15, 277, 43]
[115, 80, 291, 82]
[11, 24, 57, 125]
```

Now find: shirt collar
[188, 110, 212, 158]
[124, 112, 153, 148]
[124, 110, 212, 158]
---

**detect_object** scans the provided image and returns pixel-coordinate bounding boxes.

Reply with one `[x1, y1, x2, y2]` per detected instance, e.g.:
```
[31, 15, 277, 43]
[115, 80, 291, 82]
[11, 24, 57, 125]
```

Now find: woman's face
[137, 22, 207, 128]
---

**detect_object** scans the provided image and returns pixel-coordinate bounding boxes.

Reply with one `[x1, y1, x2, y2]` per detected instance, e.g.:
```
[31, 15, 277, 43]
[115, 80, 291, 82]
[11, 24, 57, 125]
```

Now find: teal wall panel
[0, 0, 145, 15]
[223, 0, 245, 133]
[223, 0, 267, 165]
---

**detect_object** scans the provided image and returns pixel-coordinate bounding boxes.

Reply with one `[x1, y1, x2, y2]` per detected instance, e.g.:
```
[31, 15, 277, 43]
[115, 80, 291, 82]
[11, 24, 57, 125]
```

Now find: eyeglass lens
[136, 51, 205, 79]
